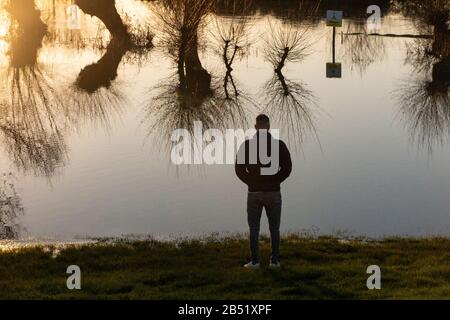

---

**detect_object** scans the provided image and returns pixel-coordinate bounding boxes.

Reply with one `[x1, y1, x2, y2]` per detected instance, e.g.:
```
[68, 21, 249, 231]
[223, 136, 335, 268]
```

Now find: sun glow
[0, 10, 10, 65]
[0, 7, 10, 37]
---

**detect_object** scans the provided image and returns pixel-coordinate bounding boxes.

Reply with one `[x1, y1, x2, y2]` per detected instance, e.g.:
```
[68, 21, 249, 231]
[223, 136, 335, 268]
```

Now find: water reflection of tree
[0, 173, 25, 240]
[76, 39, 129, 93]
[209, 1, 256, 126]
[71, 0, 155, 129]
[397, 78, 449, 152]
[0, 0, 68, 177]
[153, 0, 214, 89]
[71, 37, 128, 129]
[74, 0, 132, 89]
[263, 72, 318, 146]
[74, 0, 153, 92]
[145, 0, 250, 147]
[342, 21, 386, 75]
[394, 0, 450, 152]
[262, 20, 319, 147]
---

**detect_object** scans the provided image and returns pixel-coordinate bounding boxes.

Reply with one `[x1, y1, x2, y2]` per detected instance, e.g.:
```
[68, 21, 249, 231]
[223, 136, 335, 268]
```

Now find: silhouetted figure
[235, 115, 292, 269]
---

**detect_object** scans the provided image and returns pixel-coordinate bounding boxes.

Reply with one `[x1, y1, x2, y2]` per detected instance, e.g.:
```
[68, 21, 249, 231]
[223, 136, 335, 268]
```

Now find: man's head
[255, 114, 270, 131]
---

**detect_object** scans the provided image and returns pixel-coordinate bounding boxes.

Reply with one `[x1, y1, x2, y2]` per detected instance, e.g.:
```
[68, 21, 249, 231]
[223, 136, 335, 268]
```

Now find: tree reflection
[0, 0, 68, 177]
[0, 0, 155, 176]
[395, 0, 450, 152]
[71, 38, 129, 129]
[262, 19, 319, 147]
[210, 0, 256, 126]
[71, 0, 154, 129]
[145, 0, 250, 148]
[341, 20, 386, 75]
[75, 42, 130, 94]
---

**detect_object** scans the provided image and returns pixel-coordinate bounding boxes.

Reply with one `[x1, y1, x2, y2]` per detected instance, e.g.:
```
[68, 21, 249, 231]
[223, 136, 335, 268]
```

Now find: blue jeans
[247, 191, 282, 264]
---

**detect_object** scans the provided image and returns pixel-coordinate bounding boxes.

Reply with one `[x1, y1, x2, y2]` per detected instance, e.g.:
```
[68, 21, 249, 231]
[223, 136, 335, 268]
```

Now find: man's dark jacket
[235, 132, 292, 192]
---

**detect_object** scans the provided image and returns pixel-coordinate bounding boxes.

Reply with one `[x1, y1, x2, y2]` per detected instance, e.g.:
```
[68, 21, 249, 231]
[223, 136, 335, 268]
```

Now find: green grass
[1, 235, 450, 299]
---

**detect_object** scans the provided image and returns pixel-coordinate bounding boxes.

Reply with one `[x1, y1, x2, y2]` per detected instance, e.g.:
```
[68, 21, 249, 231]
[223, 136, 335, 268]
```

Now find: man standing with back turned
[235, 115, 292, 269]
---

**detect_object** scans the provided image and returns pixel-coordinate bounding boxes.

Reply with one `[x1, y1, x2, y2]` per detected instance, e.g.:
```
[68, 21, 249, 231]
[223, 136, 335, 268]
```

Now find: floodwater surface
[0, 0, 449, 239]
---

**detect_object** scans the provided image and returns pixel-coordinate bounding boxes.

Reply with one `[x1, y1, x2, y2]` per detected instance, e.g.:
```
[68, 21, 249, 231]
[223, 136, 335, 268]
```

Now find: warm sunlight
[0, 0, 449, 304]
[0, 22, 7, 38]
[0, 4, 9, 37]
[0, 9, 10, 65]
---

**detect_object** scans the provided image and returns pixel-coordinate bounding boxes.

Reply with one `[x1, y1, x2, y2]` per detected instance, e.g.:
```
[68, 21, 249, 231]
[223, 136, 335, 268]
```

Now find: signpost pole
[332, 26, 336, 64]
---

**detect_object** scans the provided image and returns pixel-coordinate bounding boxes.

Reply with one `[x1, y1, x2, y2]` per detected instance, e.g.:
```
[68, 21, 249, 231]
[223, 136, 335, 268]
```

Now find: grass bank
[0, 235, 449, 299]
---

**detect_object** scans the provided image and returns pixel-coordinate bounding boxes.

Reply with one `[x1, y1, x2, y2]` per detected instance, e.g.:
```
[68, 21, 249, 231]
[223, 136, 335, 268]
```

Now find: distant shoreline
[2, 231, 450, 248]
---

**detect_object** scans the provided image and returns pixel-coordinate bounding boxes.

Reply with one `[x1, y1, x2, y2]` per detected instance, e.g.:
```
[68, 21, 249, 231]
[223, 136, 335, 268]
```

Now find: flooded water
[0, 0, 449, 239]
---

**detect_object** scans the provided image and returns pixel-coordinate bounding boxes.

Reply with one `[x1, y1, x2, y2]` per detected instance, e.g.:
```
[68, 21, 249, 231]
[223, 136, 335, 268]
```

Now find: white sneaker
[243, 261, 260, 269]
[269, 261, 281, 269]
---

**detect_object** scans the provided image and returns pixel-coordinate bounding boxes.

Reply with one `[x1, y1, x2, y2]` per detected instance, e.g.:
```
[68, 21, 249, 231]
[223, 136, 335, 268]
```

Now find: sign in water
[326, 63, 342, 78]
[326, 10, 343, 78]
[326, 10, 343, 27]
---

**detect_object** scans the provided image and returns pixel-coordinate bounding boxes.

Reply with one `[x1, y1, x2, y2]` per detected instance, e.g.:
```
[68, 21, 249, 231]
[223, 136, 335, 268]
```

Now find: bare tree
[143, 70, 252, 151]
[262, 70, 319, 148]
[209, 0, 254, 72]
[143, 0, 255, 151]
[263, 19, 313, 73]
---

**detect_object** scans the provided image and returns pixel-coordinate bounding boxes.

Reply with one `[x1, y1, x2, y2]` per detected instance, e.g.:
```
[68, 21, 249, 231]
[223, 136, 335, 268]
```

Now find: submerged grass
[0, 235, 449, 299]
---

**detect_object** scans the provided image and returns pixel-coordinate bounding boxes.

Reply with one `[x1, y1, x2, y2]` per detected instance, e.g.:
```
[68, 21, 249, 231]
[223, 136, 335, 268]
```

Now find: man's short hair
[256, 114, 270, 126]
